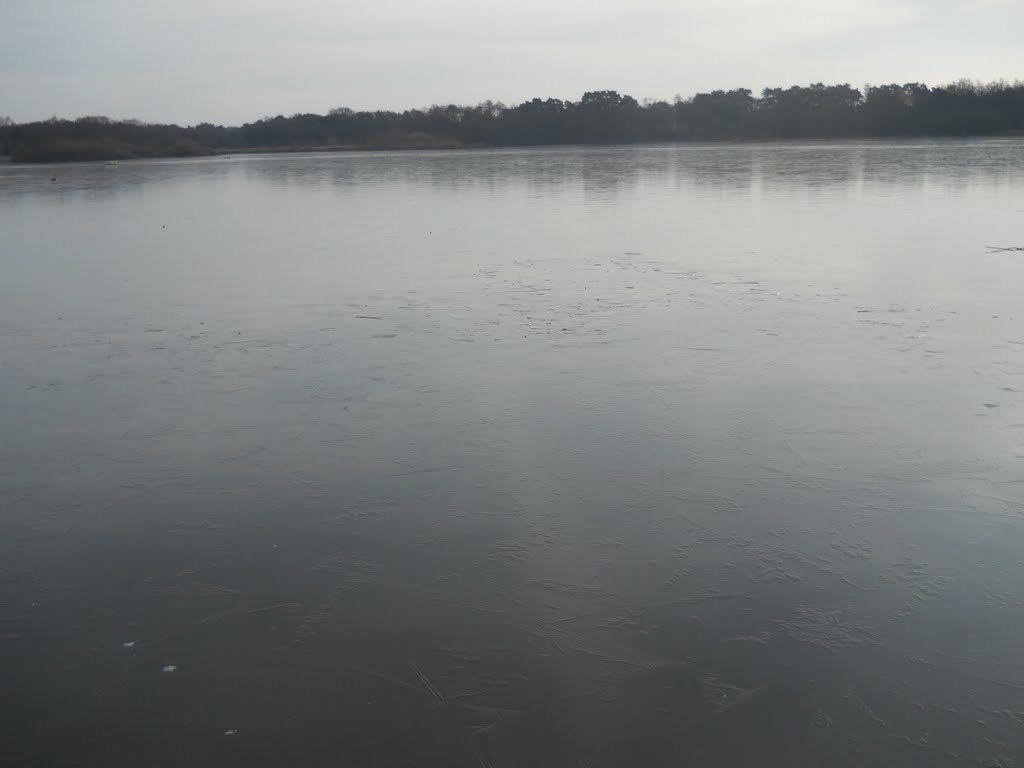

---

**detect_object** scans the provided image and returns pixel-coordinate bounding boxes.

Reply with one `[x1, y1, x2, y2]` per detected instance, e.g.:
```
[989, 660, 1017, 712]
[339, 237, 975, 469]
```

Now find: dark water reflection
[2, 141, 1024, 766]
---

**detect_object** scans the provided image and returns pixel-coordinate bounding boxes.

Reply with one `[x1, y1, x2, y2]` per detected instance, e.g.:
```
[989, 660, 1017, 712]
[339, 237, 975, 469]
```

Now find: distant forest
[2, 79, 1023, 163]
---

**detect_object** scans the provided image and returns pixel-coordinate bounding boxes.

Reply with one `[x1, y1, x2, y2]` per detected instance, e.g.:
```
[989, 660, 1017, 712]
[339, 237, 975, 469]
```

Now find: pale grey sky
[1, 0, 1021, 125]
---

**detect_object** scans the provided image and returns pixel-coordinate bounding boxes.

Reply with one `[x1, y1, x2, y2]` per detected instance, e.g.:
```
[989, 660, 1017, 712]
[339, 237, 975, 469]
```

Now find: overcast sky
[1, 0, 1021, 125]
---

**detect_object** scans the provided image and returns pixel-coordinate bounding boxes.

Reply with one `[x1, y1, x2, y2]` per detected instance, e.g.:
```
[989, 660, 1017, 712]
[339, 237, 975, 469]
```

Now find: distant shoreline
[215, 139, 468, 156]
[4, 80, 1023, 163]
[8, 79, 1024, 163]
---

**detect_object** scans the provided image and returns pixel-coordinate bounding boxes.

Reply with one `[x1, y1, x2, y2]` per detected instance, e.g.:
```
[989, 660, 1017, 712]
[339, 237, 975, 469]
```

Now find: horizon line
[7, 75, 1023, 129]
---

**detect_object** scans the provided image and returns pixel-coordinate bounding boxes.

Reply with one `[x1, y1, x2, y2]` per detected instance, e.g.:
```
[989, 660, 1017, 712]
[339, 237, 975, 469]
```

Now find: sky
[1, 0, 1021, 126]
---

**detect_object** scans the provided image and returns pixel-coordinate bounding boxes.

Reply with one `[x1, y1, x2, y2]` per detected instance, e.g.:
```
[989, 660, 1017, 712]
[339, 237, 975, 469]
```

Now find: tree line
[2, 79, 1023, 163]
